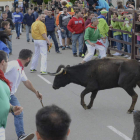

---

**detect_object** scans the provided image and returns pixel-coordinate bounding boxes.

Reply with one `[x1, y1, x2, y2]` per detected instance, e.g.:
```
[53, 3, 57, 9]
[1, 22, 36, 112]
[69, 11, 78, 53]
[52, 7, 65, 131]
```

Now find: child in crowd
[136, 14, 140, 53]
[111, 12, 122, 56]
[125, 13, 133, 59]
[81, 8, 88, 21]
[120, 11, 129, 57]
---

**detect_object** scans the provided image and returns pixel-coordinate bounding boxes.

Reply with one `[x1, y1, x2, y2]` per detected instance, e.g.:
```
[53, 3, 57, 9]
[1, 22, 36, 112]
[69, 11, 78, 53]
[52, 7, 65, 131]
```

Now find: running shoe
[40, 71, 48, 75]
[30, 69, 37, 73]
[18, 133, 34, 140]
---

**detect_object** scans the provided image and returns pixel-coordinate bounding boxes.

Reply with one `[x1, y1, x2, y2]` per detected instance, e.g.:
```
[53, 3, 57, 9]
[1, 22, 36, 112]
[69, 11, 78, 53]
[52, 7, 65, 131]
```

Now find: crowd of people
[0, 0, 140, 140]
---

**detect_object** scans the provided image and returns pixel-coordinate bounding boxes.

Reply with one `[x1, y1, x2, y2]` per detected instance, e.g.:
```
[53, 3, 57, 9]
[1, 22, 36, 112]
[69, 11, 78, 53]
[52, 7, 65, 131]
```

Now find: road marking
[107, 126, 131, 140]
[38, 75, 52, 85]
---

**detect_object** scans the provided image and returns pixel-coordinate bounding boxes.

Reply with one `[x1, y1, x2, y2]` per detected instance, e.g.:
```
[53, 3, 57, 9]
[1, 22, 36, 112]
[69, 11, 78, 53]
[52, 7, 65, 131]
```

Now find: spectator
[85, 12, 95, 27]
[5, 49, 42, 140]
[14, 0, 19, 11]
[2, 5, 12, 19]
[67, 10, 85, 57]
[127, 2, 135, 9]
[81, 17, 106, 63]
[136, 15, 140, 53]
[61, 0, 74, 12]
[110, 12, 122, 56]
[126, 0, 135, 7]
[23, 9, 35, 42]
[0, 31, 10, 55]
[0, 12, 14, 55]
[120, 11, 129, 57]
[33, 7, 39, 20]
[125, 13, 133, 59]
[31, 14, 50, 75]
[0, 50, 23, 140]
[132, 110, 140, 140]
[59, 7, 72, 50]
[115, 0, 127, 9]
[93, 0, 110, 11]
[86, 0, 97, 11]
[45, 10, 61, 53]
[44, 10, 48, 16]
[98, 9, 109, 52]
[81, 8, 88, 21]
[13, 7, 23, 39]
[36, 105, 71, 140]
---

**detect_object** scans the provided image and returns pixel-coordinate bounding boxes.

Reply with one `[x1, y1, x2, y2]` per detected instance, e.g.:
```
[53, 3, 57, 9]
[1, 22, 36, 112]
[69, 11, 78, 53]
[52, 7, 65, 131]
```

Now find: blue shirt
[45, 16, 56, 32]
[95, 0, 110, 11]
[13, 12, 23, 23]
[0, 41, 10, 55]
[23, 14, 35, 26]
[33, 11, 39, 20]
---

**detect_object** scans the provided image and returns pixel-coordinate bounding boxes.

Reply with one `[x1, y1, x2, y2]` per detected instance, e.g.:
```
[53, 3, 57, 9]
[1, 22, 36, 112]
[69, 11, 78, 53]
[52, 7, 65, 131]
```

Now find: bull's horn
[48, 68, 64, 76]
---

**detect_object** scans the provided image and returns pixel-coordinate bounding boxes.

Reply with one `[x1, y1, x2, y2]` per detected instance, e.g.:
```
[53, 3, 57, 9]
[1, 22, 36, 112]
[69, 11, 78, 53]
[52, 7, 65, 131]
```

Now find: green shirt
[111, 20, 121, 36]
[125, 23, 132, 37]
[98, 18, 109, 37]
[118, 15, 129, 34]
[0, 80, 10, 128]
[84, 27, 102, 44]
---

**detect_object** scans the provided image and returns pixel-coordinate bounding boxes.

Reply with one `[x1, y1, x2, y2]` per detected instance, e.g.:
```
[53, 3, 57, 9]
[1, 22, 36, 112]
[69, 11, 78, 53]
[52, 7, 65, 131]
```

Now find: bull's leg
[87, 90, 98, 109]
[124, 88, 138, 114]
[137, 81, 140, 88]
[80, 89, 91, 110]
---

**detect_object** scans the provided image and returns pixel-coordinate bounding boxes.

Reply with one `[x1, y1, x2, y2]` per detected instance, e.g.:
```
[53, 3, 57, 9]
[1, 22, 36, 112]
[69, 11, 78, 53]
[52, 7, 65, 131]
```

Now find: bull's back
[85, 59, 128, 90]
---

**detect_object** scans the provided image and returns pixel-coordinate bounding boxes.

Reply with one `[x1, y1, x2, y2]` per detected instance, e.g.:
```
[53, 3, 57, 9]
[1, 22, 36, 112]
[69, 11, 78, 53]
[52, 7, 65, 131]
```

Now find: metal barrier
[107, 8, 140, 59]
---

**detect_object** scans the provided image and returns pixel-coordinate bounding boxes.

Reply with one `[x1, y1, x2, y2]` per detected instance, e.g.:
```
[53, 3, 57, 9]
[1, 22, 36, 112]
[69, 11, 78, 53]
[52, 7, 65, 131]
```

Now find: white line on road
[38, 75, 52, 85]
[107, 126, 131, 140]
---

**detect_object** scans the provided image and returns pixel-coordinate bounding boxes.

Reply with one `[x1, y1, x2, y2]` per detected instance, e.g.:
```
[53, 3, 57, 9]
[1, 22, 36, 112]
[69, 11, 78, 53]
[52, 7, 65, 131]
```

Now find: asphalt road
[6, 31, 139, 140]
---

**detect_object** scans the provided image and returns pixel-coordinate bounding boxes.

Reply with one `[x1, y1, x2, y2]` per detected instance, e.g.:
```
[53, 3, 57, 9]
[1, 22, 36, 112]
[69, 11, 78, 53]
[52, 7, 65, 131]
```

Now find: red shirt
[67, 17, 85, 34]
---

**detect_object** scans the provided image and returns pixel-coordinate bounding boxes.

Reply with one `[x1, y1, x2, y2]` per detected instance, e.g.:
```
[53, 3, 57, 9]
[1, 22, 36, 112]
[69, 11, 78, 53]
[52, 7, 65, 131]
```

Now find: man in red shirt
[67, 10, 85, 57]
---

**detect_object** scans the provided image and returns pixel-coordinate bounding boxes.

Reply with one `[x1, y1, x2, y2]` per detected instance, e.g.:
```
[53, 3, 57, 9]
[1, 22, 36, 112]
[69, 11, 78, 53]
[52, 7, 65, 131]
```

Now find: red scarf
[0, 69, 11, 91]
[17, 59, 24, 70]
[86, 23, 97, 30]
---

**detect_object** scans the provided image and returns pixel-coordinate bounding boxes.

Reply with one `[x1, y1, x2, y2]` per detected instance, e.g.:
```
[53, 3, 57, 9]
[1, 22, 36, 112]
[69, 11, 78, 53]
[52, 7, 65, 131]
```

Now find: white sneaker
[127, 56, 131, 59]
[113, 52, 122, 56]
[124, 55, 129, 58]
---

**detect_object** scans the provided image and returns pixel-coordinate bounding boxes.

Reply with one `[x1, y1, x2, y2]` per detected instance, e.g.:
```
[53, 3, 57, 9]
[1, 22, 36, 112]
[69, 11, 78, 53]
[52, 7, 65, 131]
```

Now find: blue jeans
[137, 40, 140, 53]
[123, 34, 128, 52]
[7, 35, 12, 53]
[72, 33, 84, 54]
[10, 95, 25, 138]
[47, 31, 59, 52]
[26, 25, 31, 41]
[61, 27, 71, 39]
[15, 23, 21, 37]
[127, 36, 131, 53]
[112, 31, 116, 47]
[115, 35, 122, 50]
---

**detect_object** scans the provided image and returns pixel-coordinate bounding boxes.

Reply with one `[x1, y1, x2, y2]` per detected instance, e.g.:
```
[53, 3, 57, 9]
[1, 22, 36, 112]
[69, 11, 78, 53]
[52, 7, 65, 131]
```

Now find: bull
[48, 58, 140, 113]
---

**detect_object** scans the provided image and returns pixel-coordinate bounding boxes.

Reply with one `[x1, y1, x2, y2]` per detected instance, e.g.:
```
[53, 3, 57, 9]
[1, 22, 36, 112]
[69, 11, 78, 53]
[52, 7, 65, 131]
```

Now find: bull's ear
[66, 65, 70, 68]
[63, 70, 67, 75]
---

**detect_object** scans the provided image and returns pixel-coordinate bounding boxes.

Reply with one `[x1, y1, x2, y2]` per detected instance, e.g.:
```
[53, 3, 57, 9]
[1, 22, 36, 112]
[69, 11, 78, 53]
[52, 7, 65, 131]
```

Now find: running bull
[48, 58, 140, 113]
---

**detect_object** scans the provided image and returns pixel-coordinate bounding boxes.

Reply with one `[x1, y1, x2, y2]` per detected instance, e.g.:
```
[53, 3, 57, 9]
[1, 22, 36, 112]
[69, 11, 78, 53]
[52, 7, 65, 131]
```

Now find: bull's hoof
[83, 104, 87, 110]
[127, 110, 133, 114]
[87, 105, 92, 109]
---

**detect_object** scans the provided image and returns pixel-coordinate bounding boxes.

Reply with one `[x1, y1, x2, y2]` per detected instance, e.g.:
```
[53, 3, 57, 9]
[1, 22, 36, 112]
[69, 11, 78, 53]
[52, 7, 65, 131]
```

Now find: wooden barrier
[108, 8, 140, 59]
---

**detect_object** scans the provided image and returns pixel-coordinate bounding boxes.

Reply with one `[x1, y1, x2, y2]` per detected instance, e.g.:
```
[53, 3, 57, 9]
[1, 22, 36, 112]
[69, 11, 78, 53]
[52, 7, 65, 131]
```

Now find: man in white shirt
[5, 49, 42, 140]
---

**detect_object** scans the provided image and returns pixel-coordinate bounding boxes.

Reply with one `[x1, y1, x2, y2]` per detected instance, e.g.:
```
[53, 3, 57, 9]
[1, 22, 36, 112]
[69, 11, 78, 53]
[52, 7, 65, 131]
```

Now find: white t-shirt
[5, 60, 28, 95]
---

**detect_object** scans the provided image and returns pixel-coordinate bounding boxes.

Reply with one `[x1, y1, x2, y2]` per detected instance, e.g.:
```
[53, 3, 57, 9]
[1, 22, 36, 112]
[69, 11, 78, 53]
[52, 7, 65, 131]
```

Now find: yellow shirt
[31, 20, 47, 40]
[66, 4, 74, 12]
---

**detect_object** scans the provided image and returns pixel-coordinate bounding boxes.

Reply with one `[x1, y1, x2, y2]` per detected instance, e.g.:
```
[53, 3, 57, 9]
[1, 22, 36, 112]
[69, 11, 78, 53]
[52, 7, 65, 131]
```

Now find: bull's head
[48, 65, 71, 89]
